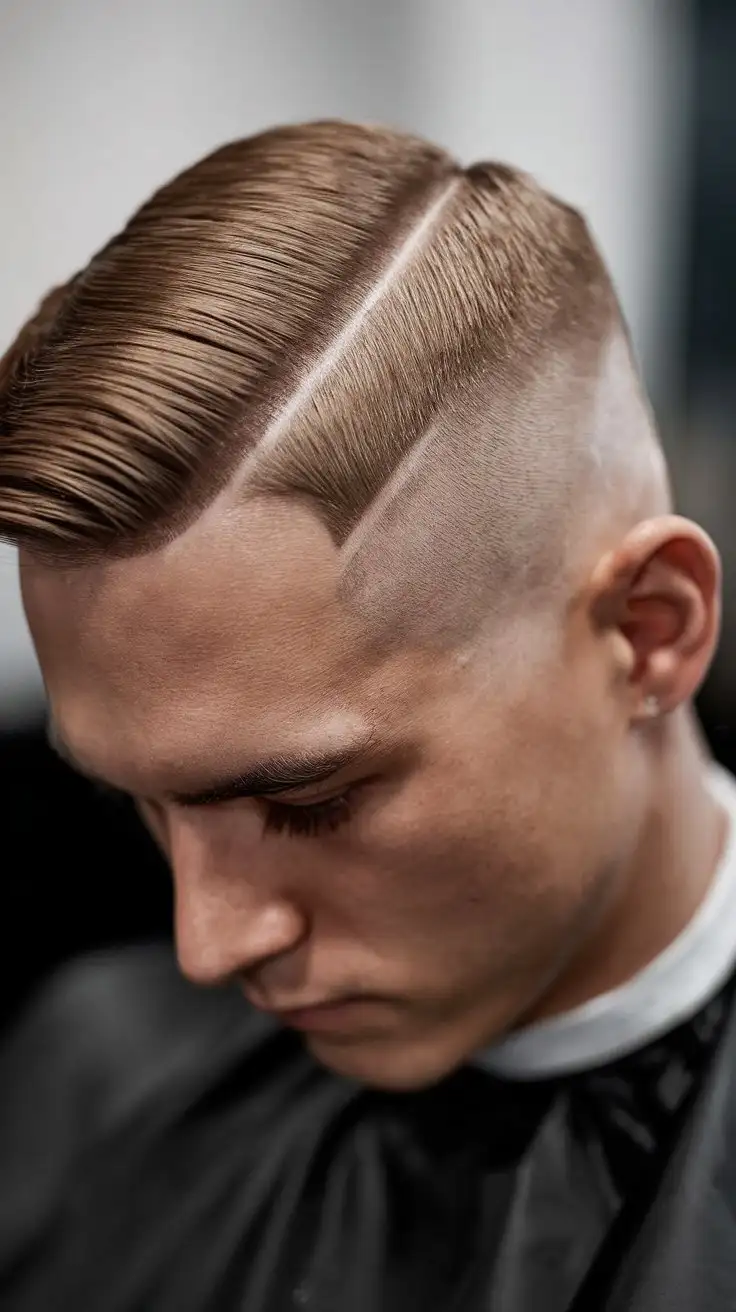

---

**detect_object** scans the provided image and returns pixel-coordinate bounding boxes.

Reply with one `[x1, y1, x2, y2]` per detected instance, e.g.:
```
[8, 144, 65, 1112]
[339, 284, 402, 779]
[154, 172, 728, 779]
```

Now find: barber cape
[2, 768, 736, 1312]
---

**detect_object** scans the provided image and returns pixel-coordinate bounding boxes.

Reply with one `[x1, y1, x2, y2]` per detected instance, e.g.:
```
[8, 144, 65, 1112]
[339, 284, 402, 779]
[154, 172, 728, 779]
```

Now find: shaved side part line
[253, 180, 461, 465]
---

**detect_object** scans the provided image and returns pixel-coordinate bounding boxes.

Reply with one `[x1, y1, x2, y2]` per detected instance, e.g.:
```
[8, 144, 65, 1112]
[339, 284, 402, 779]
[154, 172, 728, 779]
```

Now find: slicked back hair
[0, 120, 665, 646]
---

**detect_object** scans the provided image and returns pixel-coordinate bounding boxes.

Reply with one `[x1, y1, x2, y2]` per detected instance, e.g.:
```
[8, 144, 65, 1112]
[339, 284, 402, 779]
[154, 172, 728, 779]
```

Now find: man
[0, 120, 734, 1311]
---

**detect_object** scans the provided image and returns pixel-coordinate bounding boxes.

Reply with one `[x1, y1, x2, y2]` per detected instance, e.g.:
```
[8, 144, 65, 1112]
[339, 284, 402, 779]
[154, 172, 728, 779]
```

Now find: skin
[21, 492, 726, 1092]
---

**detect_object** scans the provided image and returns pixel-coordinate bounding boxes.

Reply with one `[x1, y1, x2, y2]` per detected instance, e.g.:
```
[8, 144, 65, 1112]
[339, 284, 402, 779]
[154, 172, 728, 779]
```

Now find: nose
[169, 812, 308, 987]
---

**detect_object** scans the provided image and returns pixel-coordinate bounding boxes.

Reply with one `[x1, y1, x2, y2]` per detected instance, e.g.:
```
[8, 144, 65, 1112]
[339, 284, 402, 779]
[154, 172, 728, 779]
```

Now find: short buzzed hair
[0, 120, 667, 646]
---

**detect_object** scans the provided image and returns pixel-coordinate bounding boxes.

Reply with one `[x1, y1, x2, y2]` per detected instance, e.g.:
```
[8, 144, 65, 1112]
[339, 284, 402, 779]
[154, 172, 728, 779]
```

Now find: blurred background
[0, 0, 733, 1028]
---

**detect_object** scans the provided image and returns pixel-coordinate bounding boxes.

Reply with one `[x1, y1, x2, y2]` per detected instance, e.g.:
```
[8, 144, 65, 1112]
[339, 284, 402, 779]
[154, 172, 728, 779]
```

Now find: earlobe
[591, 516, 721, 719]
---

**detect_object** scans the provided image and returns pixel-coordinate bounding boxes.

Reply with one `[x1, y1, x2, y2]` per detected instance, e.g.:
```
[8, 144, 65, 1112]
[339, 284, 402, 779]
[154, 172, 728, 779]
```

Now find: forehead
[21, 497, 415, 784]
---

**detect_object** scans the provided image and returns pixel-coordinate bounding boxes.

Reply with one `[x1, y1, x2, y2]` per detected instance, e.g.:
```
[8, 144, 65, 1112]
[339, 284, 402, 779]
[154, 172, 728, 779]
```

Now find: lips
[272, 997, 387, 1034]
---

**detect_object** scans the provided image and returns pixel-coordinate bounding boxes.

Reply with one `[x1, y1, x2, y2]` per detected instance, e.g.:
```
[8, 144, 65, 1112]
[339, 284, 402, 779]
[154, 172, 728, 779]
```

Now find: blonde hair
[0, 120, 662, 641]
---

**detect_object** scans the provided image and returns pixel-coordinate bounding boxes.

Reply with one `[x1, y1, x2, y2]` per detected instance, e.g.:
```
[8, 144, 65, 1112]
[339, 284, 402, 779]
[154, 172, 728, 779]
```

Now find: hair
[0, 119, 666, 646]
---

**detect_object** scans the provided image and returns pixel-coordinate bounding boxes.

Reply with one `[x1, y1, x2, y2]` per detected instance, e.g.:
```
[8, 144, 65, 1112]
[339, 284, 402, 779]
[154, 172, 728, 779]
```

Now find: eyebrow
[47, 718, 376, 808]
[169, 736, 376, 807]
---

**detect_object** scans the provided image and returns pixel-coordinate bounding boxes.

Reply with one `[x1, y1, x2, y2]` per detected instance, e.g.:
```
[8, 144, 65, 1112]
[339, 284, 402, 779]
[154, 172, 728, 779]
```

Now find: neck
[524, 707, 728, 1024]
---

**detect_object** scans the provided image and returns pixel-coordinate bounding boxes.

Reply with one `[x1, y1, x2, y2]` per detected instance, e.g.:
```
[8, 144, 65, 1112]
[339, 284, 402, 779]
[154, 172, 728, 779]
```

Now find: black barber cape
[1, 945, 736, 1312]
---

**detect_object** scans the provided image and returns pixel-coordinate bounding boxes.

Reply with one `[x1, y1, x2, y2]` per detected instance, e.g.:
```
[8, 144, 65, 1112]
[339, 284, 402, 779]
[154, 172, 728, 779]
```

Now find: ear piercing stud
[644, 694, 661, 718]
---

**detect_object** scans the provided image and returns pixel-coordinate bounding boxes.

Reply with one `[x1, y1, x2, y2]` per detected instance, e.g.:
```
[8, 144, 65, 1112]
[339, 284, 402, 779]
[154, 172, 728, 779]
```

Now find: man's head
[0, 121, 720, 1089]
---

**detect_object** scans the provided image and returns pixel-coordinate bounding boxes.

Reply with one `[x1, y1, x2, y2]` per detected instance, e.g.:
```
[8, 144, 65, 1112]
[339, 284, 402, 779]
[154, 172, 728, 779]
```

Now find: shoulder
[0, 944, 287, 1282]
[2, 942, 277, 1127]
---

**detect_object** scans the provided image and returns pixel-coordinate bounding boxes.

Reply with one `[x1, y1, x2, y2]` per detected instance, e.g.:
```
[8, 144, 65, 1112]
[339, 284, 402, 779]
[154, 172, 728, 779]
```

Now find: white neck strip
[479, 766, 736, 1080]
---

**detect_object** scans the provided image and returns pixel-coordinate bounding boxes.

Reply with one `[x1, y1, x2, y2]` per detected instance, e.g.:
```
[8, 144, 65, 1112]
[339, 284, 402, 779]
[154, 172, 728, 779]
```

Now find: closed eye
[262, 789, 356, 839]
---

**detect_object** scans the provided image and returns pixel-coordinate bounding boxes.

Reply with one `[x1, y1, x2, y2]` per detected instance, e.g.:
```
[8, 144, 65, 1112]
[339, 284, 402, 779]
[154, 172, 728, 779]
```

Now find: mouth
[260, 996, 389, 1035]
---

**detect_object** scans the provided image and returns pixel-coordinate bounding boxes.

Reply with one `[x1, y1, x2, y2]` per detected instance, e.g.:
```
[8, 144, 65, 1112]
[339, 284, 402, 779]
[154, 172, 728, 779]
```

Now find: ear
[589, 515, 721, 721]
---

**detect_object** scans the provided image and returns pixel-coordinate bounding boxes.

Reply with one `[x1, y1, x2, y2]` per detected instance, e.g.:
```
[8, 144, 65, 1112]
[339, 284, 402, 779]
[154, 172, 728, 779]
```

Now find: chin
[304, 1031, 465, 1091]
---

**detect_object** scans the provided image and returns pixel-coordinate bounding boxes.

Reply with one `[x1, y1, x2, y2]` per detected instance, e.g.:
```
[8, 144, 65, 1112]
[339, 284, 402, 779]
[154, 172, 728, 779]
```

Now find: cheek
[323, 772, 551, 956]
[330, 707, 623, 967]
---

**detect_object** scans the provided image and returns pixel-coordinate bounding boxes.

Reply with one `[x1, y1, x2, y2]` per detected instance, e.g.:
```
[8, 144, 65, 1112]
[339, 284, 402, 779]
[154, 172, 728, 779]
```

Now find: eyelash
[263, 790, 355, 839]
[96, 783, 359, 842]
